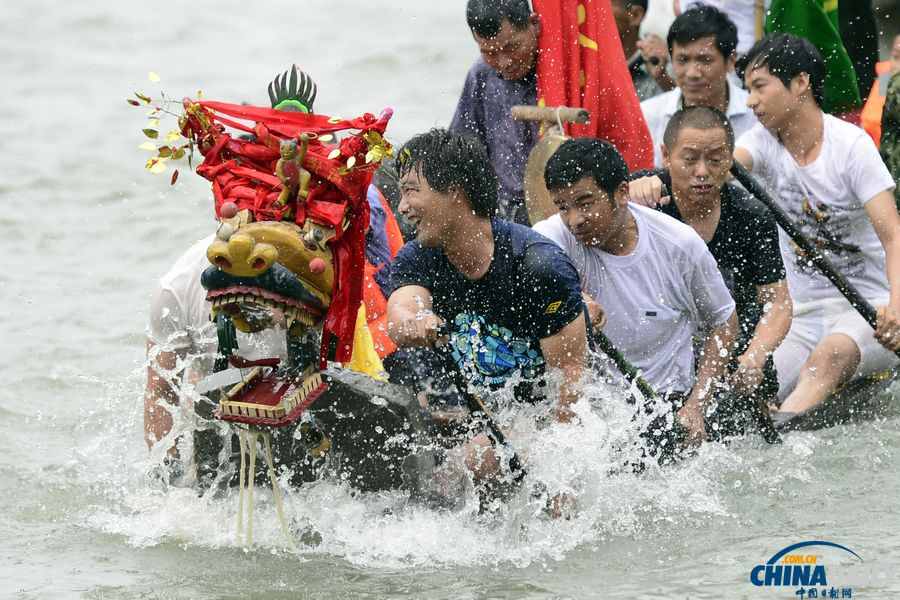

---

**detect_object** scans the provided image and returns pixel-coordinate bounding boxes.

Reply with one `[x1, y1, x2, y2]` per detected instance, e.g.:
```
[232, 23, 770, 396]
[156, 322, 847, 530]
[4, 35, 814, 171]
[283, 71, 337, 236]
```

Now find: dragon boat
[152, 67, 438, 510]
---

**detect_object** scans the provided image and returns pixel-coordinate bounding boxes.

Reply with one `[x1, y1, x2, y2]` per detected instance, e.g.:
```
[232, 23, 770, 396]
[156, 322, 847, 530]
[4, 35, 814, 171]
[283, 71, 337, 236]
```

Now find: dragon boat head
[178, 65, 395, 429]
[139, 65, 435, 515]
[203, 208, 335, 341]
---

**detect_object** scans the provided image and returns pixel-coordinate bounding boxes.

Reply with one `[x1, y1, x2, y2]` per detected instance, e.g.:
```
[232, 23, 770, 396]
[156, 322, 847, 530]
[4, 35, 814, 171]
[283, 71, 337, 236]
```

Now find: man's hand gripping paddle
[593, 328, 780, 446]
[435, 323, 526, 486]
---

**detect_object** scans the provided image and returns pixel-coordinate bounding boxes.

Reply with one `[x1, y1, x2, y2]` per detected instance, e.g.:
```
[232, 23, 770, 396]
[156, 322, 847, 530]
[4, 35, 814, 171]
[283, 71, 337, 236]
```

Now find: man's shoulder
[640, 88, 680, 123]
[467, 57, 493, 75]
[394, 239, 432, 262]
[530, 214, 567, 240]
[723, 183, 770, 220]
[824, 113, 871, 149]
[736, 121, 778, 156]
[460, 58, 498, 88]
[498, 217, 562, 254]
[633, 204, 708, 254]
[159, 234, 216, 291]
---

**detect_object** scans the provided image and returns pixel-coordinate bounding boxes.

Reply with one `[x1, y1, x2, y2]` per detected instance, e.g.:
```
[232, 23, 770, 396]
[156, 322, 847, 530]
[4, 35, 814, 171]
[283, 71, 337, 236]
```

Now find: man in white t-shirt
[532, 137, 737, 446]
[733, 33, 900, 424]
[640, 4, 757, 167]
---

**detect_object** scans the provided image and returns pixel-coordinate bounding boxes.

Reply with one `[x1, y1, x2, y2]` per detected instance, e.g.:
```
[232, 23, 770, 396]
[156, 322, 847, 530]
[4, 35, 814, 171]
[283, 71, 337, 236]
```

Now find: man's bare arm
[144, 339, 184, 458]
[539, 313, 588, 423]
[732, 280, 793, 395]
[865, 190, 900, 350]
[386, 285, 443, 348]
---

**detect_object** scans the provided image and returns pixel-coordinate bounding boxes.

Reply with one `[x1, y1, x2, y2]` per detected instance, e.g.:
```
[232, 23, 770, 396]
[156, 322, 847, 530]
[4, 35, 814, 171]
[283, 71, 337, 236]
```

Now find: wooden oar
[436, 328, 526, 485]
[730, 162, 896, 358]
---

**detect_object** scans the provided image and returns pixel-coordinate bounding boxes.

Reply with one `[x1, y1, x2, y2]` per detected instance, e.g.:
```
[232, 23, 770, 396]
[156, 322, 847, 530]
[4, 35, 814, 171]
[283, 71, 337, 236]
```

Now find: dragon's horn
[267, 78, 278, 107]
[268, 65, 317, 112]
[288, 64, 298, 98]
[303, 71, 317, 109]
[277, 72, 287, 101]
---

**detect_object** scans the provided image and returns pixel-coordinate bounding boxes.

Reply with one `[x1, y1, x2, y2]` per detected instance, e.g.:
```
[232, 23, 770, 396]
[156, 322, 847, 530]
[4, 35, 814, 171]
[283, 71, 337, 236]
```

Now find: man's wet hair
[663, 106, 735, 152]
[736, 33, 826, 108]
[466, 0, 532, 39]
[544, 138, 628, 203]
[667, 4, 737, 59]
[395, 128, 498, 218]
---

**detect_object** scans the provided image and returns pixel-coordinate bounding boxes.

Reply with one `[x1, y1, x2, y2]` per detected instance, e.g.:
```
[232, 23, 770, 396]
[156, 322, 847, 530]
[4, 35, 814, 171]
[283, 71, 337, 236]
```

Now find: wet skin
[472, 16, 540, 81]
[549, 177, 637, 256]
[672, 35, 734, 111]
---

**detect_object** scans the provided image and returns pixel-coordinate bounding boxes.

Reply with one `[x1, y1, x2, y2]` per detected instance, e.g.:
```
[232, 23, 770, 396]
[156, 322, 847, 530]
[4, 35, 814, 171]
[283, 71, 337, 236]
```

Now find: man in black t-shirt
[629, 106, 792, 419]
[387, 129, 587, 484]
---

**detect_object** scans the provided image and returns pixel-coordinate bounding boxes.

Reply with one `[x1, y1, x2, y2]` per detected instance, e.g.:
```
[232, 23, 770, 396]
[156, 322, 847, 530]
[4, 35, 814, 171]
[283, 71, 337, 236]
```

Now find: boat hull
[193, 368, 437, 497]
[780, 369, 898, 431]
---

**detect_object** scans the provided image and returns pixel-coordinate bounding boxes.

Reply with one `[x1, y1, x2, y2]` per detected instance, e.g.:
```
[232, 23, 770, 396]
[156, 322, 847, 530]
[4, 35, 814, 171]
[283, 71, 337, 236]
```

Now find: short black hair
[663, 105, 735, 152]
[466, 0, 532, 39]
[735, 33, 826, 108]
[667, 4, 738, 59]
[544, 138, 628, 201]
[395, 128, 498, 218]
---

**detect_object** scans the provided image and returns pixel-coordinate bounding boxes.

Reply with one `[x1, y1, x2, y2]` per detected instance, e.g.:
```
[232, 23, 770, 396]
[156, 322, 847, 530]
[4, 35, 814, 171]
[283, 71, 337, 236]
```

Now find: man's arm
[539, 313, 588, 423]
[635, 35, 676, 93]
[733, 147, 754, 171]
[449, 65, 486, 141]
[680, 311, 737, 445]
[731, 280, 793, 395]
[386, 285, 444, 349]
[144, 339, 185, 458]
[864, 190, 900, 350]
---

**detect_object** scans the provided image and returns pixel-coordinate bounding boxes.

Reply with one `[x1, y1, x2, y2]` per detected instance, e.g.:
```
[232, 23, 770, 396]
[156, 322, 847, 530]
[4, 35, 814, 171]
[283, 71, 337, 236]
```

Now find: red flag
[533, 0, 653, 170]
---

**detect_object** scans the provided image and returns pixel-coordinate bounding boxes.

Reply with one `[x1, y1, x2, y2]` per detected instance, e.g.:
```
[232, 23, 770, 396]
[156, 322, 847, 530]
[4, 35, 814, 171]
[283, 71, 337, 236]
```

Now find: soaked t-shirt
[390, 217, 583, 394]
[738, 115, 896, 307]
[534, 204, 735, 394]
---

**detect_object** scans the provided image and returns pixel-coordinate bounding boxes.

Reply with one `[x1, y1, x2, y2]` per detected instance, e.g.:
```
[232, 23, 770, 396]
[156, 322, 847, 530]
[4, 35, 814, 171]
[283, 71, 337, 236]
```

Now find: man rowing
[532, 137, 737, 449]
[628, 106, 792, 423]
[732, 34, 900, 424]
[387, 128, 587, 488]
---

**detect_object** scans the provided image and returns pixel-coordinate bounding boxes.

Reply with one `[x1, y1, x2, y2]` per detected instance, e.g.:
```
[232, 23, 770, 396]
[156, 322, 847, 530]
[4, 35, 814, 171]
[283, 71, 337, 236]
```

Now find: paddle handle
[593, 331, 657, 400]
[730, 162, 881, 332]
[511, 105, 590, 124]
[436, 325, 526, 484]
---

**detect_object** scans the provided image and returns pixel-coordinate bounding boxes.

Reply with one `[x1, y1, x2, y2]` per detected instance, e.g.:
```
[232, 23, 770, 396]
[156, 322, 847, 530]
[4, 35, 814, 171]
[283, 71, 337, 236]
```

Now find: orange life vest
[362, 186, 404, 359]
[861, 61, 893, 148]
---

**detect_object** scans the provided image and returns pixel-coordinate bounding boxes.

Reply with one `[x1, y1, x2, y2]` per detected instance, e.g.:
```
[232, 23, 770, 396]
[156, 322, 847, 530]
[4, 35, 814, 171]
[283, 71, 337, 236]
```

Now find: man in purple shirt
[450, 0, 540, 225]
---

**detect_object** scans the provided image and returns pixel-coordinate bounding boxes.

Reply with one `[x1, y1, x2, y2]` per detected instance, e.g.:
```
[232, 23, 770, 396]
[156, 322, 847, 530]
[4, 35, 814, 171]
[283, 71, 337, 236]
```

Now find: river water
[2, 1, 899, 598]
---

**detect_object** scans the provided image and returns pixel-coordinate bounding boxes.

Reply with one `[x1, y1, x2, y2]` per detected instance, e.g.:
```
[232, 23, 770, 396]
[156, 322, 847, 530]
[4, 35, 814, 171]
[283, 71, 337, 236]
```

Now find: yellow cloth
[346, 304, 385, 379]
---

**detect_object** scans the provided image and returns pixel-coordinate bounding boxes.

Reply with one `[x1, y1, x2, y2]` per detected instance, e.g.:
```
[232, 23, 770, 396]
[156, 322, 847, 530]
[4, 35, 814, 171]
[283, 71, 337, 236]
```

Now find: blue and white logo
[749, 540, 897, 598]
